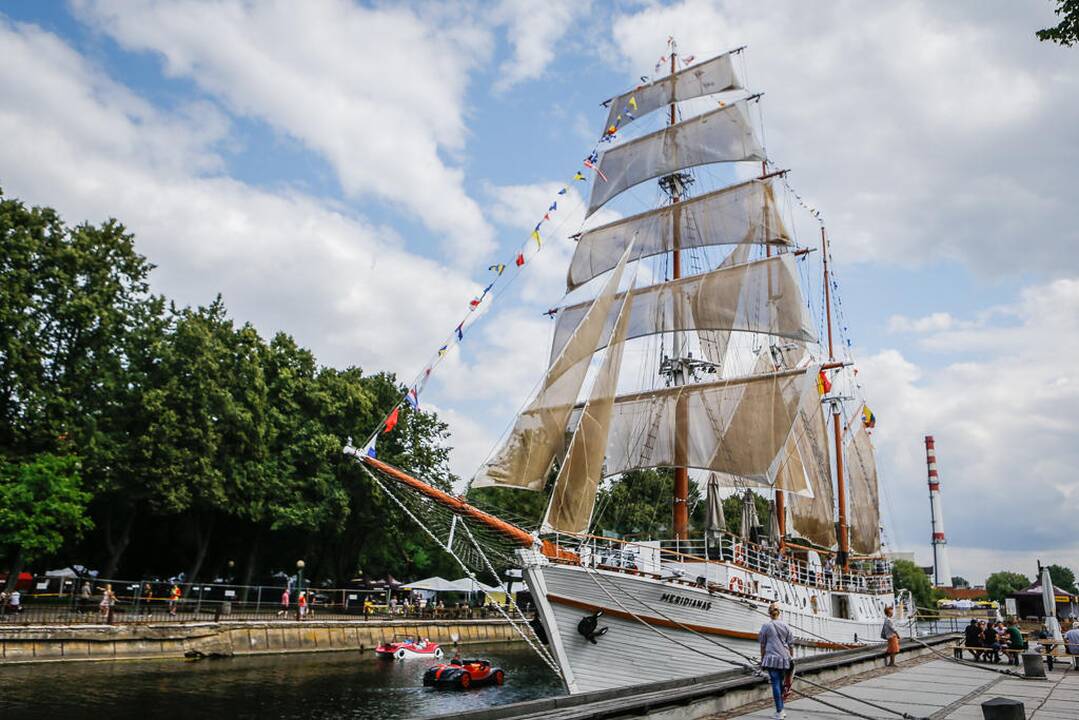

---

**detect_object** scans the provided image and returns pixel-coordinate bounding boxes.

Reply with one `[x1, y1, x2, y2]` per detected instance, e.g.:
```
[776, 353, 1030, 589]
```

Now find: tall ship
[346, 41, 910, 694]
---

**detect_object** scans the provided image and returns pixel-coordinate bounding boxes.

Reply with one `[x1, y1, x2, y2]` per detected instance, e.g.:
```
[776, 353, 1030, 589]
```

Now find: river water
[0, 643, 564, 719]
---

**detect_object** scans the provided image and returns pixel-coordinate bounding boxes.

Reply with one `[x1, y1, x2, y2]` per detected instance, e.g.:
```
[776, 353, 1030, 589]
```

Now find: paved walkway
[735, 659, 1078, 719]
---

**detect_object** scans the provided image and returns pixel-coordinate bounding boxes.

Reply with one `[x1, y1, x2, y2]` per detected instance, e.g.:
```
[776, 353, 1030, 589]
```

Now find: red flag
[816, 369, 832, 396]
[383, 406, 400, 433]
[515, 252, 525, 267]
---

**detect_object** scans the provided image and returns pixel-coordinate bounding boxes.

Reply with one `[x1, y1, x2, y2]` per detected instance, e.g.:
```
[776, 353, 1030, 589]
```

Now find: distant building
[1007, 579, 1079, 620]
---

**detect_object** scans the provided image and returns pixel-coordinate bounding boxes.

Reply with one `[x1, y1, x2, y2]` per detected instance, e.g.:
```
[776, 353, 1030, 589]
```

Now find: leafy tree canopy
[985, 571, 1031, 603]
[892, 559, 938, 611]
[0, 453, 92, 561]
[1037, 0, 1079, 47]
[1047, 564, 1077, 594]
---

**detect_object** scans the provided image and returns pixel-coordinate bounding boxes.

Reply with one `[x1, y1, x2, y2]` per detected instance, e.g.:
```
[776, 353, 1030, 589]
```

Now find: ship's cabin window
[831, 594, 852, 620]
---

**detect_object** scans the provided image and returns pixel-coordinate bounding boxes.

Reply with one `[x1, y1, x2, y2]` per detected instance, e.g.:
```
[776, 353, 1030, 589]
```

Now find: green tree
[1047, 564, 1077, 593]
[0, 454, 92, 590]
[1037, 0, 1079, 47]
[892, 559, 937, 611]
[951, 576, 970, 588]
[985, 571, 1030, 603]
[0, 190, 166, 577]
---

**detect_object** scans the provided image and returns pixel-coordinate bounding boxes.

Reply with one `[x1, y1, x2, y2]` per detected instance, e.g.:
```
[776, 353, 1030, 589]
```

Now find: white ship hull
[523, 551, 905, 694]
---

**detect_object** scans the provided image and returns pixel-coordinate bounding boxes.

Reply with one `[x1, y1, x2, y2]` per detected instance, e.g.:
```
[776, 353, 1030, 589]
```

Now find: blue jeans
[767, 667, 785, 712]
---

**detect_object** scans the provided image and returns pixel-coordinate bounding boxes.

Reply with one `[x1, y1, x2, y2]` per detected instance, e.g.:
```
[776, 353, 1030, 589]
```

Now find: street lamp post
[296, 560, 305, 621]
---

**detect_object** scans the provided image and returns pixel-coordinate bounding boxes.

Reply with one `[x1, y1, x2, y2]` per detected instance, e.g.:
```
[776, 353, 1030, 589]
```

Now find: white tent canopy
[402, 576, 500, 594]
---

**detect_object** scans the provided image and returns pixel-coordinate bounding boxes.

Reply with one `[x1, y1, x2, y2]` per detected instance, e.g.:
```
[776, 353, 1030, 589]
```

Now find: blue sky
[2, 1, 1077, 584]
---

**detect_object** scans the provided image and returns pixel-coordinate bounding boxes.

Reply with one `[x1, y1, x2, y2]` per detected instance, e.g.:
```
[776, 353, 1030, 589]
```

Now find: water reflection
[0, 643, 564, 719]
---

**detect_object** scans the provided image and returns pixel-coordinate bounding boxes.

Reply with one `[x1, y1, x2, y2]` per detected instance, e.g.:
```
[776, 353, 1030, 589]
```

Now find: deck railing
[542, 531, 894, 595]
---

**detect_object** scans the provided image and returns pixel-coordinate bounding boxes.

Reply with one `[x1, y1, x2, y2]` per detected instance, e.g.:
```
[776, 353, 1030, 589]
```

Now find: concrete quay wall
[0, 618, 522, 664]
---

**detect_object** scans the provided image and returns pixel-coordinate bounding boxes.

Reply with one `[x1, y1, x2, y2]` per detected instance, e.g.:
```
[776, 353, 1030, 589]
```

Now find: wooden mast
[821, 226, 848, 566]
[670, 46, 690, 542]
[764, 171, 786, 552]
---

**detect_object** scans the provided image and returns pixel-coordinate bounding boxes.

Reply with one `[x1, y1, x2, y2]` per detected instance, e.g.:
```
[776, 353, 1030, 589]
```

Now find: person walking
[168, 584, 182, 616]
[277, 587, 290, 617]
[297, 591, 308, 621]
[79, 582, 93, 614]
[99, 584, 116, 623]
[881, 606, 900, 666]
[759, 604, 794, 720]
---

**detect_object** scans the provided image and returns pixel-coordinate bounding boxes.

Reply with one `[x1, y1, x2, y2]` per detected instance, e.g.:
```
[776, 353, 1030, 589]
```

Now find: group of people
[0, 589, 22, 615]
[961, 618, 1028, 665]
[277, 588, 312, 619]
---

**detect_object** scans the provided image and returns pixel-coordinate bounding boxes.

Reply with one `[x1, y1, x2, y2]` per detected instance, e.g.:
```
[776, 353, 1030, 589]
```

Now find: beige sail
[566, 366, 820, 487]
[847, 420, 880, 554]
[587, 102, 764, 217]
[603, 51, 742, 133]
[472, 241, 635, 491]
[569, 179, 787, 292]
[783, 386, 837, 548]
[543, 291, 635, 534]
[552, 254, 815, 363]
[696, 243, 752, 366]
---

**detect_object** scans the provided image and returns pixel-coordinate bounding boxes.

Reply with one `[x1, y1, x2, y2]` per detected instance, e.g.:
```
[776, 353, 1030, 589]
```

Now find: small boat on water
[375, 638, 443, 660]
[423, 659, 505, 690]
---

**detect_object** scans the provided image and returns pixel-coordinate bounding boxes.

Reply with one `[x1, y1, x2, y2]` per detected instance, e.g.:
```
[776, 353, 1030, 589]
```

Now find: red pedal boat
[423, 659, 505, 690]
[374, 638, 443, 660]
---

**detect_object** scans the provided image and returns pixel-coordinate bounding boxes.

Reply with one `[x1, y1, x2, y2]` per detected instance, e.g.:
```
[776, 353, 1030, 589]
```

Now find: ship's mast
[665, 46, 690, 542]
[821, 226, 849, 566]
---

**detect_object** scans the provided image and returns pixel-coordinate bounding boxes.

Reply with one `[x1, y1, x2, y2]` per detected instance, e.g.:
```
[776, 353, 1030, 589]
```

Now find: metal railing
[543, 531, 894, 595]
[0, 575, 522, 626]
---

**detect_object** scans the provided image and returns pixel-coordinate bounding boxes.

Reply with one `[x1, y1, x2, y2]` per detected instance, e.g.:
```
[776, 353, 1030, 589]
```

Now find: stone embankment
[0, 618, 522, 664]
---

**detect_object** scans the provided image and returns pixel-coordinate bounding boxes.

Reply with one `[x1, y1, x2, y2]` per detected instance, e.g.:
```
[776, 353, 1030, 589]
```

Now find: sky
[1, 0, 1077, 586]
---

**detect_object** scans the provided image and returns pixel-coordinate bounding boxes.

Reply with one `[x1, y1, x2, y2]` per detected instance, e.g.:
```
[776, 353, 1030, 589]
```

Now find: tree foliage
[0, 190, 459, 584]
[1037, 0, 1079, 47]
[1047, 564, 1077, 594]
[0, 454, 92, 560]
[892, 559, 937, 611]
[986, 571, 1031, 603]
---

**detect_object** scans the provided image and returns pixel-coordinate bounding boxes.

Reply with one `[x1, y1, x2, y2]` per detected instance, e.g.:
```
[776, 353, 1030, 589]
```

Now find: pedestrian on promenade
[168, 584, 181, 616]
[759, 604, 793, 720]
[363, 598, 374, 619]
[277, 587, 290, 617]
[8, 590, 22, 616]
[79, 582, 92, 613]
[99, 584, 116, 623]
[298, 591, 308, 620]
[881, 606, 900, 666]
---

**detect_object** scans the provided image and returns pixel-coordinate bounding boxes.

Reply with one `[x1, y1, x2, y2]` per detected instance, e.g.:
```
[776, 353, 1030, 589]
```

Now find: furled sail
[603, 52, 742, 134]
[567, 366, 820, 486]
[551, 254, 815, 364]
[846, 419, 880, 554]
[587, 102, 764, 217]
[543, 292, 635, 534]
[472, 241, 635, 491]
[782, 384, 837, 548]
[568, 179, 789, 292]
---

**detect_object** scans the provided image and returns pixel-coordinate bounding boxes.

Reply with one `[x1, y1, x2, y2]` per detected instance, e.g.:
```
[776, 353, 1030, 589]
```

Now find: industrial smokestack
[925, 435, 953, 588]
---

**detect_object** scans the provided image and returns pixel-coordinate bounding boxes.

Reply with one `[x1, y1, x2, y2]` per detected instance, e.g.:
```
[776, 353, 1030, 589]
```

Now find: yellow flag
[573, 171, 585, 181]
[628, 96, 637, 111]
[531, 230, 542, 247]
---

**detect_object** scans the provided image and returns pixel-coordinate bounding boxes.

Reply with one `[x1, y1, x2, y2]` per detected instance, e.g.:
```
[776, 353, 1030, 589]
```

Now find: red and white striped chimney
[925, 435, 953, 588]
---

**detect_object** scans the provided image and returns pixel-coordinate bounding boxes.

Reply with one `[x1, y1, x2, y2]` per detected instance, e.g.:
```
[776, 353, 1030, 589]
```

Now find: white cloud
[72, 0, 497, 267]
[0, 18, 478, 378]
[859, 276, 1079, 570]
[492, 0, 588, 92]
[888, 311, 957, 333]
[608, 0, 1079, 275]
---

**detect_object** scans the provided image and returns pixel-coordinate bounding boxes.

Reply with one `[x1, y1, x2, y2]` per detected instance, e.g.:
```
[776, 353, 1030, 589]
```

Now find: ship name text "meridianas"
[660, 592, 712, 611]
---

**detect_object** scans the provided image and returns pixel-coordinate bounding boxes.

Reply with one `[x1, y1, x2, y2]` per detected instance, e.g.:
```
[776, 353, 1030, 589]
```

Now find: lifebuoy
[729, 576, 745, 593]
[733, 543, 745, 566]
